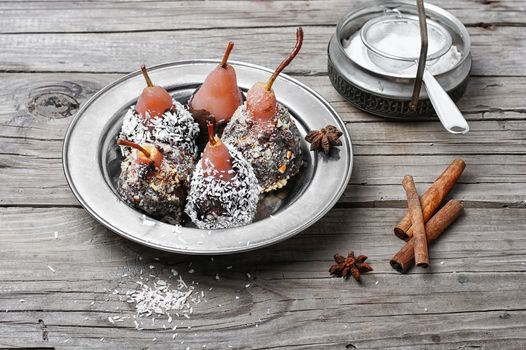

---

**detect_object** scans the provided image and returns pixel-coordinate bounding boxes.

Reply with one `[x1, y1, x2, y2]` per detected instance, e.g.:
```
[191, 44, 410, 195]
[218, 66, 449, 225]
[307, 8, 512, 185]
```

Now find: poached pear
[201, 122, 235, 182]
[246, 27, 303, 125]
[135, 64, 174, 118]
[190, 42, 242, 123]
[222, 27, 304, 192]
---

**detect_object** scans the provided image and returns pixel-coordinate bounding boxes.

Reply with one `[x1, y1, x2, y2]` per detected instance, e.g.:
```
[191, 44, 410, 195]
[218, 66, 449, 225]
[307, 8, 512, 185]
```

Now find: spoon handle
[423, 70, 469, 134]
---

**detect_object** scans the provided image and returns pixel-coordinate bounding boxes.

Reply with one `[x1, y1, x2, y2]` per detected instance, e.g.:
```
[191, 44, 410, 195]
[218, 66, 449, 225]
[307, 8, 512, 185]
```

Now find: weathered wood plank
[2, 74, 526, 130]
[300, 75, 526, 122]
[1, 73, 525, 206]
[0, 26, 524, 76]
[1, 207, 525, 275]
[4, 117, 525, 157]
[2, 126, 525, 206]
[0, 0, 524, 33]
[1, 311, 525, 349]
[2, 143, 526, 206]
[0, 207, 525, 348]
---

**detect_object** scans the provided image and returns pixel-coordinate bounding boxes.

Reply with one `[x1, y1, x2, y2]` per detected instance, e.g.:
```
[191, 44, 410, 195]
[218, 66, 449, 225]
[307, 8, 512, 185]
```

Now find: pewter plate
[63, 60, 352, 254]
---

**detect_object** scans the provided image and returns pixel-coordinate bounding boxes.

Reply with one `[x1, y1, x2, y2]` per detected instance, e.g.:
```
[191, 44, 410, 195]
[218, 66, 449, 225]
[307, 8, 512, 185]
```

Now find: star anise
[305, 125, 343, 155]
[329, 251, 373, 282]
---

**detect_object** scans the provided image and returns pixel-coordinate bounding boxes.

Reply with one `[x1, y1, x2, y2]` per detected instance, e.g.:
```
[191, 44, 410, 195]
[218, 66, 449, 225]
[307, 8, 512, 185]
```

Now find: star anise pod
[329, 251, 373, 282]
[305, 125, 343, 155]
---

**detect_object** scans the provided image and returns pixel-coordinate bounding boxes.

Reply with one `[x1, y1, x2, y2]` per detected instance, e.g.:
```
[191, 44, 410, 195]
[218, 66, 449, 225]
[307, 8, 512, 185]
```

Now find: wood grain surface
[0, 0, 525, 349]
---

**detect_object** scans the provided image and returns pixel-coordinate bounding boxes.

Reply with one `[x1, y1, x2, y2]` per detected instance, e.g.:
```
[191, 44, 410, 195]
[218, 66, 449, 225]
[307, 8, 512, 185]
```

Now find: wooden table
[1, 1, 525, 349]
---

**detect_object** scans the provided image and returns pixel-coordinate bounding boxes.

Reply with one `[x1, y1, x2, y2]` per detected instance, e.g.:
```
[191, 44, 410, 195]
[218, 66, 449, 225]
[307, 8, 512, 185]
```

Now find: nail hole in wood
[38, 319, 48, 341]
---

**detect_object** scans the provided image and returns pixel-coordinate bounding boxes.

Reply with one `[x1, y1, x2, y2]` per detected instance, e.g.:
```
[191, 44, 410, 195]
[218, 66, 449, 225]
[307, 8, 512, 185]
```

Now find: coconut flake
[141, 215, 156, 227]
[119, 100, 199, 157]
[185, 143, 261, 229]
[125, 272, 203, 325]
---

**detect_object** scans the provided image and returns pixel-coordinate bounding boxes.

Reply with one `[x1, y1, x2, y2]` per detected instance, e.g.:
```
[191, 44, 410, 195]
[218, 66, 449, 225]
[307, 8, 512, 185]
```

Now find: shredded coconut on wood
[125, 269, 204, 331]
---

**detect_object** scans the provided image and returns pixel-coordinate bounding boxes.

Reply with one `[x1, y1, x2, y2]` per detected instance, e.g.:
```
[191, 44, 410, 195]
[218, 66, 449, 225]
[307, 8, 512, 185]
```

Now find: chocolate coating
[185, 143, 261, 229]
[222, 103, 303, 192]
[118, 144, 195, 224]
[120, 100, 199, 158]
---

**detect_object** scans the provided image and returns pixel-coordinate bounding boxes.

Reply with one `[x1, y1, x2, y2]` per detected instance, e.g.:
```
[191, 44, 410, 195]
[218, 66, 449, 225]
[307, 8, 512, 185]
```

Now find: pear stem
[264, 27, 304, 92]
[207, 122, 217, 146]
[117, 139, 151, 158]
[220, 41, 235, 68]
[140, 64, 154, 88]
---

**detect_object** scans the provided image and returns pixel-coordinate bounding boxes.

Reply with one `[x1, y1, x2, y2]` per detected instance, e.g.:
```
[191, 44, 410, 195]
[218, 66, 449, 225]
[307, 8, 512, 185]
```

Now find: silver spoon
[361, 14, 469, 134]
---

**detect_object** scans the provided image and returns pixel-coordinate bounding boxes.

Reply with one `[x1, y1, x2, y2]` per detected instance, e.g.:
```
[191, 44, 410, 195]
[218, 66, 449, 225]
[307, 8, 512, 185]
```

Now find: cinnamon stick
[394, 159, 465, 240]
[390, 200, 464, 273]
[402, 175, 429, 268]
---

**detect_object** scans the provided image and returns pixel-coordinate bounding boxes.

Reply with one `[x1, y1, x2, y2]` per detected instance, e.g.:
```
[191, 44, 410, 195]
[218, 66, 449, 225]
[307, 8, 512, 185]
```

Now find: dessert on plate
[120, 65, 199, 157]
[188, 41, 243, 142]
[115, 32, 310, 229]
[117, 139, 194, 224]
[222, 28, 304, 192]
[185, 123, 260, 229]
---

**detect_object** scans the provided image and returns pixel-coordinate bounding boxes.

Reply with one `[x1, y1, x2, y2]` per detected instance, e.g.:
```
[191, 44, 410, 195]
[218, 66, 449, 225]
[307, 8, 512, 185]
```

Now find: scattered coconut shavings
[141, 215, 156, 227]
[119, 100, 199, 157]
[125, 272, 204, 326]
[47, 265, 56, 273]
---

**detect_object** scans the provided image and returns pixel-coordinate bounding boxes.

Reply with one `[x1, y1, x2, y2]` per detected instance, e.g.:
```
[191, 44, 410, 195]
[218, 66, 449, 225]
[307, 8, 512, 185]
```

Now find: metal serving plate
[63, 60, 352, 254]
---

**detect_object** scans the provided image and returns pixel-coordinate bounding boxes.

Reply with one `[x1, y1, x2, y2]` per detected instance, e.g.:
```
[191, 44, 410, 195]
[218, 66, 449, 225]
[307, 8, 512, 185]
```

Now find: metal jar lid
[328, 1, 472, 119]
